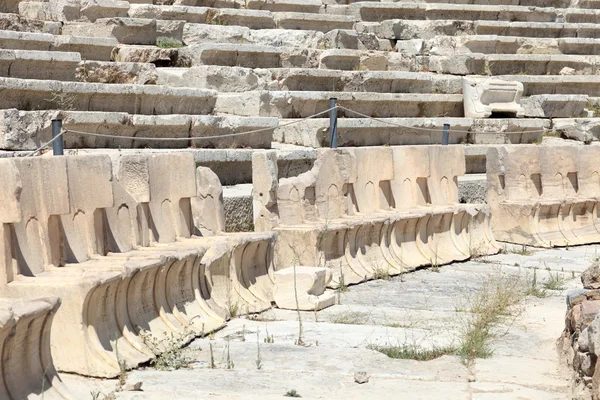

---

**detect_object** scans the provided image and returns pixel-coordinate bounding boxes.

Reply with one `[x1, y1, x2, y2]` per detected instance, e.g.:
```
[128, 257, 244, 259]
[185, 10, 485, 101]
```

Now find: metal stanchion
[52, 119, 64, 156]
[329, 98, 338, 148]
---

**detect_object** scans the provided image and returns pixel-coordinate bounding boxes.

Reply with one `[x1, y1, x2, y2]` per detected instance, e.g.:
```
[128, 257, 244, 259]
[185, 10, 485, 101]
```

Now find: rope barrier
[27, 104, 551, 156]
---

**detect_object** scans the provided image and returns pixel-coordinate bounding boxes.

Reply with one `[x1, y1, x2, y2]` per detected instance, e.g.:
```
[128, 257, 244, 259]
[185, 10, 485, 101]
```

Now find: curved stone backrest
[578, 147, 600, 199]
[10, 157, 69, 276]
[487, 145, 542, 205]
[390, 146, 431, 209]
[428, 146, 465, 205]
[347, 147, 394, 213]
[61, 155, 113, 263]
[147, 153, 197, 243]
[105, 154, 151, 253]
[539, 146, 579, 199]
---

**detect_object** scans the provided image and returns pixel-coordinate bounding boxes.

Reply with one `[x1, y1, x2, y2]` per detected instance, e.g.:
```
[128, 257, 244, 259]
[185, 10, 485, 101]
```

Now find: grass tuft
[368, 343, 456, 361]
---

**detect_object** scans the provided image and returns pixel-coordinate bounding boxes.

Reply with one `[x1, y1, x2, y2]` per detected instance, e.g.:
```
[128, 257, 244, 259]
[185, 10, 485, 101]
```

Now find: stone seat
[273, 12, 356, 32]
[253, 146, 500, 288]
[488, 145, 600, 247]
[0, 153, 276, 378]
[273, 266, 335, 311]
[0, 77, 216, 115]
[429, 35, 600, 56]
[273, 117, 547, 147]
[128, 4, 276, 29]
[19, 0, 129, 22]
[215, 90, 464, 118]
[182, 23, 378, 50]
[367, 19, 600, 40]
[0, 30, 117, 61]
[247, 0, 322, 13]
[63, 18, 184, 46]
[498, 75, 600, 96]
[0, 109, 278, 151]
[430, 53, 600, 75]
[0, 297, 74, 400]
[0, 49, 80, 81]
[157, 66, 462, 92]
[348, 3, 560, 23]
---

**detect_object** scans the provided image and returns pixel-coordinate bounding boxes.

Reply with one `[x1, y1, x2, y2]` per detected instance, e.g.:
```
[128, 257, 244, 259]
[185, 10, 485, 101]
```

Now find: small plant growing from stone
[45, 91, 76, 111]
[139, 324, 194, 371]
[156, 36, 183, 49]
[225, 336, 235, 369]
[544, 270, 566, 291]
[524, 268, 547, 298]
[284, 389, 302, 398]
[263, 325, 274, 343]
[255, 331, 262, 370]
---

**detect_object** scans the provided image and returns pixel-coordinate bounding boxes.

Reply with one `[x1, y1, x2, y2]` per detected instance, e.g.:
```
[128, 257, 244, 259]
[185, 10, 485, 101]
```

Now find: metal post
[442, 123, 450, 146]
[329, 98, 338, 149]
[52, 119, 64, 156]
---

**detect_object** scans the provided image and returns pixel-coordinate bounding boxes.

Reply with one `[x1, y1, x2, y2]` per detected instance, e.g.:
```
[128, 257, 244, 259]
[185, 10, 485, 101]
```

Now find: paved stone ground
[64, 244, 600, 399]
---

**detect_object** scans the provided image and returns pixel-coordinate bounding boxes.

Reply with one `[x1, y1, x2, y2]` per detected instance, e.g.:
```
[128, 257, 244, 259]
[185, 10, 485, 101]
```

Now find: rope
[26, 104, 552, 155]
[336, 105, 549, 135]
[64, 107, 336, 142]
[26, 131, 64, 156]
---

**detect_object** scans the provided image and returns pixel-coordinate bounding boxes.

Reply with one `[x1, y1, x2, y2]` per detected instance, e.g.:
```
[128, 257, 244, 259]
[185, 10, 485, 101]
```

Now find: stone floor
[64, 244, 600, 399]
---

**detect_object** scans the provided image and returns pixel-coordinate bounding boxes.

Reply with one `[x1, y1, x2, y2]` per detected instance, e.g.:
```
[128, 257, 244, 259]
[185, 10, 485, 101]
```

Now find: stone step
[0, 77, 216, 115]
[345, 3, 600, 23]
[273, 117, 548, 147]
[0, 109, 277, 150]
[182, 23, 388, 51]
[128, 4, 276, 29]
[0, 49, 81, 81]
[430, 53, 600, 75]
[273, 12, 355, 32]
[128, 0, 322, 13]
[156, 66, 463, 93]
[0, 12, 61, 35]
[365, 19, 600, 40]
[503, 74, 600, 96]
[215, 90, 464, 118]
[63, 18, 184, 45]
[323, 0, 577, 7]
[162, 43, 414, 70]
[552, 118, 600, 142]
[428, 35, 600, 56]
[18, 0, 129, 22]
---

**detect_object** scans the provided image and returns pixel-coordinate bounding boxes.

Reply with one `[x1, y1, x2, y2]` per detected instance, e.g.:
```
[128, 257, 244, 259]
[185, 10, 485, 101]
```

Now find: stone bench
[274, 12, 355, 32]
[428, 35, 600, 56]
[499, 75, 600, 96]
[129, 4, 276, 29]
[215, 90, 464, 118]
[487, 145, 600, 247]
[0, 153, 276, 378]
[430, 53, 600, 75]
[0, 30, 117, 61]
[0, 110, 278, 150]
[274, 117, 547, 147]
[63, 17, 184, 45]
[0, 77, 216, 115]
[182, 23, 385, 51]
[0, 297, 74, 399]
[366, 19, 600, 40]
[19, 0, 129, 22]
[157, 66, 462, 92]
[349, 3, 560, 23]
[253, 146, 500, 287]
[273, 266, 335, 311]
[0, 49, 80, 81]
